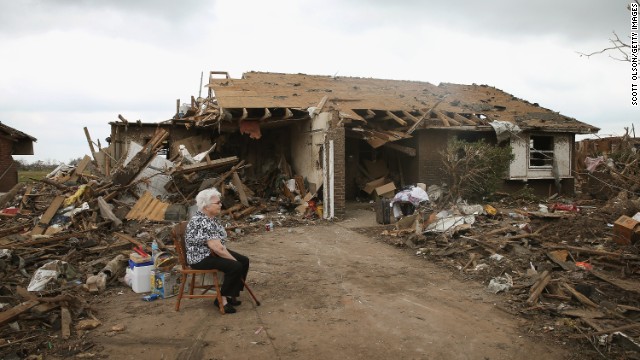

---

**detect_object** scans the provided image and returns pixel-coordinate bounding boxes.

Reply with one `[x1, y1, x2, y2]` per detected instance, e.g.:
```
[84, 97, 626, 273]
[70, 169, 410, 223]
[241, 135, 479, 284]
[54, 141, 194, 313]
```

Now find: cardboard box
[362, 177, 387, 194]
[374, 182, 396, 198]
[151, 270, 181, 298]
[613, 215, 640, 245]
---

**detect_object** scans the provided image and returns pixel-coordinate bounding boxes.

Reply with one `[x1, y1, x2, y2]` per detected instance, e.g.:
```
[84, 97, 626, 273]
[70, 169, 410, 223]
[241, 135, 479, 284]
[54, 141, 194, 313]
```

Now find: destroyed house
[107, 71, 599, 217]
[0, 122, 37, 192]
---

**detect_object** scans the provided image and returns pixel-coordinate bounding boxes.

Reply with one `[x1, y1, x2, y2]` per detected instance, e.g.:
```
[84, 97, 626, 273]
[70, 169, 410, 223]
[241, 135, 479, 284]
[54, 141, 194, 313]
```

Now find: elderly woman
[185, 188, 250, 314]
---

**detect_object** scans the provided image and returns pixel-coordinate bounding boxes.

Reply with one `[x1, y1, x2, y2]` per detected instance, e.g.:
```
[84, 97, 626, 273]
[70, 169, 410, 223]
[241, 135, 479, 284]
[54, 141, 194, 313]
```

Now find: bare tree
[578, 0, 638, 62]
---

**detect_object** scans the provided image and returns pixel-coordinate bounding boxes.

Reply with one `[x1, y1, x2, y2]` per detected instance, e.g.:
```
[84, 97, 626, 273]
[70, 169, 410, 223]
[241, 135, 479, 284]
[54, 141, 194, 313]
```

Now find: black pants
[191, 250, 249, 298]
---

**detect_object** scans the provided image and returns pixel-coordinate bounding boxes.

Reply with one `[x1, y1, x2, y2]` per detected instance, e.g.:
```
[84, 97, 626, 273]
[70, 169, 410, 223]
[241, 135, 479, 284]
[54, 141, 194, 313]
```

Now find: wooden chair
[171, 221, 226, 314]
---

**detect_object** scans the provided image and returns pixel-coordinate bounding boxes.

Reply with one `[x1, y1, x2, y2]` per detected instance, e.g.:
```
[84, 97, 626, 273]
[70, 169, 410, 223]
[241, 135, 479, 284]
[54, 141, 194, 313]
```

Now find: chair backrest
[171, 221, 190, 269]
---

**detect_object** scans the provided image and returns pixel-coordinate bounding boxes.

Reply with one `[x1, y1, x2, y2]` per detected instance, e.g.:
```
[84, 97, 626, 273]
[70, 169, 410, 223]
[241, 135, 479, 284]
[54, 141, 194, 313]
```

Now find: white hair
[195, 187, 222, 211]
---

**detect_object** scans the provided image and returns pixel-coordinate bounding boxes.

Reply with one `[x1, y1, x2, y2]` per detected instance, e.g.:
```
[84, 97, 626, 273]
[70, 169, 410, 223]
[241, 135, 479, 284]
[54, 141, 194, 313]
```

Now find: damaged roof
[0, 122, 37, 142]
[207, 71, 599, 134]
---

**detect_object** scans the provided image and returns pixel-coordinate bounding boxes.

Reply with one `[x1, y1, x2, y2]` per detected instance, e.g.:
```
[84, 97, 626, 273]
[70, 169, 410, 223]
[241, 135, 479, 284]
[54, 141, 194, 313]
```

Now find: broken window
[529, 135, 554, 167]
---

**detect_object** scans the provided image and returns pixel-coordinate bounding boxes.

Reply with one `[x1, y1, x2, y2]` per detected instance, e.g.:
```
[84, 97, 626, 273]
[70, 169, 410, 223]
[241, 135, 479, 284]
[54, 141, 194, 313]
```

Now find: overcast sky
[1, 0, 637, 163]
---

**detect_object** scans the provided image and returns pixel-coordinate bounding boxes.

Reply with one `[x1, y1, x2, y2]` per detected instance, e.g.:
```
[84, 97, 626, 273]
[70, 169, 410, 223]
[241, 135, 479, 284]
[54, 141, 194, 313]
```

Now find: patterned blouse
[185, 210, 227, 265]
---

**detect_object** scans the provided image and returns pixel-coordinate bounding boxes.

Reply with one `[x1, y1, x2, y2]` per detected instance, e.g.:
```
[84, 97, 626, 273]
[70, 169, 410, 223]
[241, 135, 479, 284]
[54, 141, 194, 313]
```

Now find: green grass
[18, 170, 51, 183]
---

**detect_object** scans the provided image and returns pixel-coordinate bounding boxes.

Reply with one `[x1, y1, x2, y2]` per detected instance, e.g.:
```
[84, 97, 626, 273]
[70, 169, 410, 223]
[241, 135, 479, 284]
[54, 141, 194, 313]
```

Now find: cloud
[0, 0, 215, 46]
[302, 0, 628, 42]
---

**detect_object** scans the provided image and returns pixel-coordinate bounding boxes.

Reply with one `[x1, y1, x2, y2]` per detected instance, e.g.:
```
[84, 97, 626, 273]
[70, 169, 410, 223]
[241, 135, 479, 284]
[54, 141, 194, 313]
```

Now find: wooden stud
[453, 112, 477, 125]
[283, 108, 293, 119]
[384, 111, 407, 126]
[365, 109, 377, 119]
[402, 111, 420, 123]
[260, 108, 272, 121]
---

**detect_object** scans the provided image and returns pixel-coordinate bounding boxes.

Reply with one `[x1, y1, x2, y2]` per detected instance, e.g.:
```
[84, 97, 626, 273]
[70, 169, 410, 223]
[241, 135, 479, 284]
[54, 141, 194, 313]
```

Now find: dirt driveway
[83, 207, 568, 360]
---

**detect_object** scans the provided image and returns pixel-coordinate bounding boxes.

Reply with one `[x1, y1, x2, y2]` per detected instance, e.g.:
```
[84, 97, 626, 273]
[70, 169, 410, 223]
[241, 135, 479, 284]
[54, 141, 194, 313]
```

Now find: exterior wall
[291, 113, 329, 193]
[325, 124, 346, 217]
[0, 137, 18, 192]
[509, 132, 573, 180]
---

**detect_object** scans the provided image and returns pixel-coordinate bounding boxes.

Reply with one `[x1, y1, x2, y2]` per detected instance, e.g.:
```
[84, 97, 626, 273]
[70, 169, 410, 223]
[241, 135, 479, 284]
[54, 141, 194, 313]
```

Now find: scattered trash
[489, 253, 504, 262]
[142, 293, 160, 302]
[486, 273, 513, 294]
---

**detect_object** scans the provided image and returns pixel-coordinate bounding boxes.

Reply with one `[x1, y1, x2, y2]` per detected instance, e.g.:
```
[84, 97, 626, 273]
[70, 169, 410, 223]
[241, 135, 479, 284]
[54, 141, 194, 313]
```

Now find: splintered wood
[125, 191, 169, 221]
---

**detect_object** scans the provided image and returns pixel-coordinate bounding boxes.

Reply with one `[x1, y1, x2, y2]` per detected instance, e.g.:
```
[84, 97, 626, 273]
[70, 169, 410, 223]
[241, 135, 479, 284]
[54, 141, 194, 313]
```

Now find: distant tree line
[15, 157, 84, 171]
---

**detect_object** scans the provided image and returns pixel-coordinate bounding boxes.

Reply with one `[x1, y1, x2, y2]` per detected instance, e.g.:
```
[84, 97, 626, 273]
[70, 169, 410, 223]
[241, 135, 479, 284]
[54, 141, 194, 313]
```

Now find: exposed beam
[365, 109, 376, 119]
[384, 111, 407, 126]
[434, 110, 450, 126]
[312, 95, 329, 115]
[406, 99, 445, 135]
[435, 110, 460, 126]
[402, 111, 420, 123]
[453, 113, 477, 125]
[283, 108, 293, 119]
[260, 108, 272, 121]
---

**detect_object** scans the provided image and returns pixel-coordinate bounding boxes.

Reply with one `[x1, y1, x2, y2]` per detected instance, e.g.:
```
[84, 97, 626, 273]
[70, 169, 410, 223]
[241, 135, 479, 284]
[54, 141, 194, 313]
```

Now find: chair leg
[175, 274, 187, 311]
[242, 279, 261, 306]
[189, 273, 196, 295]
[213, 273, 225, 314]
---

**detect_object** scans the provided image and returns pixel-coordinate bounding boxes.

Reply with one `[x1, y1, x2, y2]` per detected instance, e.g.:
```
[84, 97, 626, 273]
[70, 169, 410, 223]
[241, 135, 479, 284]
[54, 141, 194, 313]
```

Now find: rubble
[0, 134, 324, 358]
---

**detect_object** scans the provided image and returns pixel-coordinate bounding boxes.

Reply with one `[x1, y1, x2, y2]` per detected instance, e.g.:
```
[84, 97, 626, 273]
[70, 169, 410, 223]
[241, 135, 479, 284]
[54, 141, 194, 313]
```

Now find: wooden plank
[562, 283, 598, 308]
[70, 155, 92, 183]
[113, 232, 148, 252]
[31, 195, 65, 235]
[0, 300, 39, 327]
[84, 127, 97, 162]
[590, 270, 640, 294]
[232, 172, 249, 207]
[126, 191, 153, 219]
[125, 191, 169, 221]
[61, 306, 71, 340]
[171, 156, 239, 175]
[526, 270, 551, 305]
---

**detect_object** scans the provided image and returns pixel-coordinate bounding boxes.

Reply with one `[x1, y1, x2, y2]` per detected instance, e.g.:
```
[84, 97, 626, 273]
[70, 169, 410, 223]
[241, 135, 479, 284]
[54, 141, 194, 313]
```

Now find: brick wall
[416, 130, 450, 186]
[0, 137, 18, 192]
[326, 125, 346, 217]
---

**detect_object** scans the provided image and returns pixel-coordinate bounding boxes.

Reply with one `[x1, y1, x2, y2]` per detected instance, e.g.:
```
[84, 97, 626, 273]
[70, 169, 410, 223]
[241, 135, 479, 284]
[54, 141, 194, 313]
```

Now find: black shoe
[227, 297, 242, 306]
[214, 298, 237, 314]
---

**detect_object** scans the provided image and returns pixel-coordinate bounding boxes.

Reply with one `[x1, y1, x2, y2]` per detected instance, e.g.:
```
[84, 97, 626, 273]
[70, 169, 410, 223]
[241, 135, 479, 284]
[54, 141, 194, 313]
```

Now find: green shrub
[440, 139, 514, 201]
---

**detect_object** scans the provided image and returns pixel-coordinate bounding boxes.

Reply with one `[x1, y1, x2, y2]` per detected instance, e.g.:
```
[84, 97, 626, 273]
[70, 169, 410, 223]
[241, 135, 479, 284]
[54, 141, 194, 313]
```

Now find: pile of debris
[372, 191, 640, 357]
[0, 134, 320, 357]
[577, 130, 640, 201]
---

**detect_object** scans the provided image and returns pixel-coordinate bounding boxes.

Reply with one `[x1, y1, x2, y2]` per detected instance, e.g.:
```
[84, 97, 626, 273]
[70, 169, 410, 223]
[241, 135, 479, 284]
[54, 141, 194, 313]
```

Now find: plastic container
[129, 260, 154, 293]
